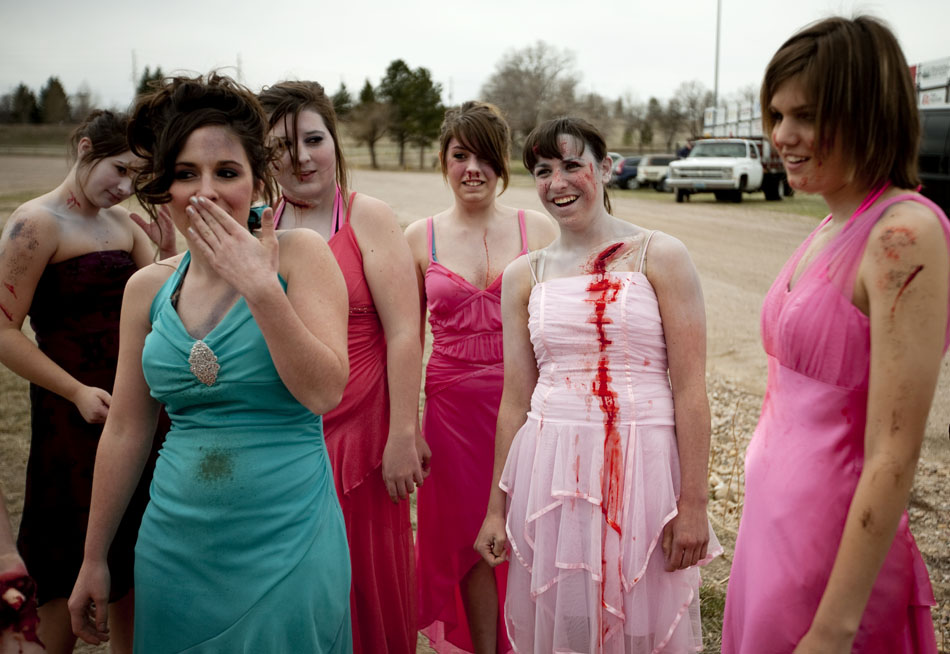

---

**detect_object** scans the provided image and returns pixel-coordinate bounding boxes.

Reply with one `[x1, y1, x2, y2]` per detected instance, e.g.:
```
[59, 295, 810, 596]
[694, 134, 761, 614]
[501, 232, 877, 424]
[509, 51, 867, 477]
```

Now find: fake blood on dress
[586, 243, 625, 643]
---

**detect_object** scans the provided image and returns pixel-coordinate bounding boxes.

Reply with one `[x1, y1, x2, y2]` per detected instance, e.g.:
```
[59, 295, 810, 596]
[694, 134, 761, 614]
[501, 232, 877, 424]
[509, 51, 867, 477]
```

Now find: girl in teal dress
[67, 74, 353, 653]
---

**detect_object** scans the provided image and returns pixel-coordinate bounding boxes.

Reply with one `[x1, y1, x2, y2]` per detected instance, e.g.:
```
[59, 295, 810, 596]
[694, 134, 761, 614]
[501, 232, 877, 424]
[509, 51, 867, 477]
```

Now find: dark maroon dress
[16, 250, 165, 605]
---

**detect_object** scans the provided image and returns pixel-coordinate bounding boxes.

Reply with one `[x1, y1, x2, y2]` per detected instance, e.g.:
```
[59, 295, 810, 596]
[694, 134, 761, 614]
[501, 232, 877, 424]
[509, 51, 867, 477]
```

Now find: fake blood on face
[586, 243, 625, 640]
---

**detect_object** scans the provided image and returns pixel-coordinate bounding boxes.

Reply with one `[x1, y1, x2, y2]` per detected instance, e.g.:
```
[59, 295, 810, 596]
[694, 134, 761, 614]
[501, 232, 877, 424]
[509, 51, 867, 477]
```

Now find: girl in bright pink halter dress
[722, 17, 948, 653]
[475, 117, 720, 653]
[407, 102, 557, 653]
[259, 82, 425, 654]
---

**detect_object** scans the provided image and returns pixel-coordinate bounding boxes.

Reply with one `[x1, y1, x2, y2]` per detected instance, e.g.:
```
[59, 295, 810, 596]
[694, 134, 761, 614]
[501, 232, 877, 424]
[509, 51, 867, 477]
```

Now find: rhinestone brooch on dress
[188, 340, 219, 386]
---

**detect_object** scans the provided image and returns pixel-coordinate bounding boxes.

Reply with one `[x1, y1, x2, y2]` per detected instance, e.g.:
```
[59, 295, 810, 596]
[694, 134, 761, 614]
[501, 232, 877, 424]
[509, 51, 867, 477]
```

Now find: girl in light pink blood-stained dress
[722, 16, 948, 653]
[475, 117, 720, 654]
[407, 101, 558, 654]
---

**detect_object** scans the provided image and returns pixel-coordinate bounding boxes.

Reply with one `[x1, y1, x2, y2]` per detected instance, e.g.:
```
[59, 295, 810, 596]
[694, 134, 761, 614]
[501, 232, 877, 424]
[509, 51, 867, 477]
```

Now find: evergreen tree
[332, 82, 353, 119]
[11, 84, 39, 123]
[39, 76, 70, 124]
[137, 66, 165, 96]
[377, 60, 415, 167]
[351, 79, 388, 169]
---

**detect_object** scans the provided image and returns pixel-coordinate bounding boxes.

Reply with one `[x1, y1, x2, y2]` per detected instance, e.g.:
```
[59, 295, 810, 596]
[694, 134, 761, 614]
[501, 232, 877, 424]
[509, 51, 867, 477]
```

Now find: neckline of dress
[786, 182, 891, 294]
[168, 251, 247, 343]
[428, 259, 504, 293]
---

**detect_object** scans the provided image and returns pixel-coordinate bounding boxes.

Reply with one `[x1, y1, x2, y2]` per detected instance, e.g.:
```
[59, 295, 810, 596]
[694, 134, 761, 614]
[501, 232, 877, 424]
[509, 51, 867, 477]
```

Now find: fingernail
[186, 206, 196, 216]
[190, 196, 199, 205]
[197, 196, 207, 204]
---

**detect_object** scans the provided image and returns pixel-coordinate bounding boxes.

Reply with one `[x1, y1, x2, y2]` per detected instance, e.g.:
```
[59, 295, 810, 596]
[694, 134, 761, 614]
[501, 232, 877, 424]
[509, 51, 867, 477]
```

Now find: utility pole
[714, 0, 721, 107]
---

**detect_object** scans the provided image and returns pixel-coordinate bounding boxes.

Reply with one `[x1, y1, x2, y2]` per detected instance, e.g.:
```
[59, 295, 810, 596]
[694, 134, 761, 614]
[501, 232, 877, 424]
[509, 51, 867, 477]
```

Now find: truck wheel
[676, 189, 688, 203]
[782, 178, 794, 197]
[655, 176, 670, 193]
[714, 191, 727, 202]
[731, 189, 743, 203]
[625, 178, 639, 190]
[763, 175, 781, 201]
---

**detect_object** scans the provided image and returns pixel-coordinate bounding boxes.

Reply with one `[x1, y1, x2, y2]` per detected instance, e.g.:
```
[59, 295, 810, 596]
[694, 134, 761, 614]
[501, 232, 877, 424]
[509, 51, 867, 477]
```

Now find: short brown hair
[258, 81, 349, 202]
[439, 101, 511, 193]
[128, 73, 277, 220]
[761, 15, 920, 190]
[522, 117, 612, 213]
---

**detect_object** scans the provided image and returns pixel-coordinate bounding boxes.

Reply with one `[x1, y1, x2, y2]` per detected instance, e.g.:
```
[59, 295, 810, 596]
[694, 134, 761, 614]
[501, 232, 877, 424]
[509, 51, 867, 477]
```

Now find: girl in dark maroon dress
[0, 111, 173, 654]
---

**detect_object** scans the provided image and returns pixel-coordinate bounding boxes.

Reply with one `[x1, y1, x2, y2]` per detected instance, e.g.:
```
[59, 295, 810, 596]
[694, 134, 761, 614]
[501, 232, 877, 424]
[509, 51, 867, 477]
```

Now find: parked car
[636, 154, 678, 192]
[609, 156, 641, 189]
[920, 105, 950, 215]
[608, 151, 624, 169]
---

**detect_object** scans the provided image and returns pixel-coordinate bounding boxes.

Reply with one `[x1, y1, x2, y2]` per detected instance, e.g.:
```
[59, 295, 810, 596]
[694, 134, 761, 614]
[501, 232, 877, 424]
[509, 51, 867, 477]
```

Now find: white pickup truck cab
[668, 138, 789, 203]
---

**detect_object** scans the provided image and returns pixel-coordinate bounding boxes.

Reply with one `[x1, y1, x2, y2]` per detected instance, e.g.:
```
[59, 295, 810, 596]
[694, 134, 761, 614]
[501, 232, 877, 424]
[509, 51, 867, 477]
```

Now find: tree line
[1, 41, 753, 165]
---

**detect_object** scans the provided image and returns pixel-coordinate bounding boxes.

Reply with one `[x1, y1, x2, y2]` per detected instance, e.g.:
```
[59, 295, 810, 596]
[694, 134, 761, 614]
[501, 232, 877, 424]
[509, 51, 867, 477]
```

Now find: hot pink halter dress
[500, 235, 720, 653]
[722, 193, 950, 653]
[416, 211, 528, 653]
[274, 191, 416, 654]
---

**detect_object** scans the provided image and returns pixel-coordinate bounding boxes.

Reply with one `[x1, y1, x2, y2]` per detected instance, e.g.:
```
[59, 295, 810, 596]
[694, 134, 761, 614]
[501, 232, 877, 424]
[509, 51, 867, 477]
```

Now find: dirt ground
[1, 155, 948, 651]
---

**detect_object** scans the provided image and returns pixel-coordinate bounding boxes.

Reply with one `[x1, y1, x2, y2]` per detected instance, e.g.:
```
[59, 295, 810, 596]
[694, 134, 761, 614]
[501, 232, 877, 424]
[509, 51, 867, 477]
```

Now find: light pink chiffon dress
[501, 235, 721, 653]
[722, 193, 950, 653]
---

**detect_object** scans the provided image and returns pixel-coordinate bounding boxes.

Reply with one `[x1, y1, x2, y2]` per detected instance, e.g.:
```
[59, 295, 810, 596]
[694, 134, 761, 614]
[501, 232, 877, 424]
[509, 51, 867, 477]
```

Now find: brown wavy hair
[69, 109, 130, 167]
[128, 72, 277, 220]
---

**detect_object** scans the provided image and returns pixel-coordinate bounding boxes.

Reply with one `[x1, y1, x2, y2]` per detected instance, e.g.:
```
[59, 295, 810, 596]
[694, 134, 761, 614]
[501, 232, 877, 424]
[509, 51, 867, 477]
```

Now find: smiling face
[769, 77, 851, 198]
[167, 125, 257, 232]
[77, 145, 139, 209]
[531, 134, 611, 226]
[444, 137, 499, 204]
[269, 108, 337, 203]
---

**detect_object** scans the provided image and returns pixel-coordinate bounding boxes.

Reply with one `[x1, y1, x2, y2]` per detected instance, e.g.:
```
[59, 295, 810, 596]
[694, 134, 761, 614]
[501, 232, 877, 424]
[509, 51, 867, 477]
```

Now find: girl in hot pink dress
[258, 81, 425, 654]
[722, 17, 948, 653]
[475, 117, 720, 653]
[407, 102, 557, 653]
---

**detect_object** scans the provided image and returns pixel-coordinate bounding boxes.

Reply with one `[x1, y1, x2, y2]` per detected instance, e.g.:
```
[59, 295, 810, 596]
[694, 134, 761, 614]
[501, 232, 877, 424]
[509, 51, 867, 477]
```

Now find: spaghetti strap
[272, 198, 286, 229]
[535, 249, 547, 283]
[528, 251, 540, 286]
[426, 217, 437, 263]
[637, 230, 657, 273]
[344, 191, 357, 224]
[517, 209, 529, 255]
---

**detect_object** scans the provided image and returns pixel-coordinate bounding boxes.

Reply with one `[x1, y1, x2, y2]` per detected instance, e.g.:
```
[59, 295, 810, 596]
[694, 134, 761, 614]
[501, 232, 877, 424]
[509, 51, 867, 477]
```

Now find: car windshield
[689, 142, 747, 158]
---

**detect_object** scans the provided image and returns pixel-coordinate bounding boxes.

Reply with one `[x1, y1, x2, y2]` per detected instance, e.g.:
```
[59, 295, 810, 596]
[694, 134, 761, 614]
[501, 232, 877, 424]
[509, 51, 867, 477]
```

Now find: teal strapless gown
[135, 252, 352, 653]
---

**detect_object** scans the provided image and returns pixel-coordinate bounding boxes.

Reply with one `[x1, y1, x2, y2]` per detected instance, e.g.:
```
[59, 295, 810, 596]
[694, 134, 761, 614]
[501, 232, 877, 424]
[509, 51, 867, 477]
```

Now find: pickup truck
[667, 138, 790, 203]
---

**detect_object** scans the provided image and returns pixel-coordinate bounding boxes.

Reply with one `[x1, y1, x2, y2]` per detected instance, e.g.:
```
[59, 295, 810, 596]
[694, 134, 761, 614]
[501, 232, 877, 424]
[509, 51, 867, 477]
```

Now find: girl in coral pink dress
[475, 117, 720, 653]
[407, 102, 557, 653]
[722, 16, 948, 653]
[259, 81, 425, 654]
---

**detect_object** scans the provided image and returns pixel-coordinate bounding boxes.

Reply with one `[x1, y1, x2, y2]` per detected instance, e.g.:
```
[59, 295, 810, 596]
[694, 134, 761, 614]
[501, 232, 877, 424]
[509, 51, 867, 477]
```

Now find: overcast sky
[2, 0, 948, 111]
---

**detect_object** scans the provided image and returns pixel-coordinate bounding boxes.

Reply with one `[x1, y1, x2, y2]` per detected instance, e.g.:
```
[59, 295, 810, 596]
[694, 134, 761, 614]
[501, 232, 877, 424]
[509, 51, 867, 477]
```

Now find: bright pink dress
[722, 193, 950, 653]
[416, 212, 528, 653]
[274, 193, 416, 654]
[500, 237, 721, 653]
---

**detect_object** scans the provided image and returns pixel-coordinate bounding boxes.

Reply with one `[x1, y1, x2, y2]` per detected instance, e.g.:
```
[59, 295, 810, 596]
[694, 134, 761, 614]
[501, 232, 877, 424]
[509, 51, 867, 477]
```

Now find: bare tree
[350, 80, 389, 170]
[673, 80, 715, 139]
[70, 81, 100, 122]
[481, 41, 579, 143]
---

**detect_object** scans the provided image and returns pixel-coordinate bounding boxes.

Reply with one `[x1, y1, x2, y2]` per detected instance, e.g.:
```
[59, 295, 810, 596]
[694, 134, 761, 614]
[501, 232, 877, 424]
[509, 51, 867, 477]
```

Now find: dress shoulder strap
[517, 209, 529, 255]
[272, 198, 286, 229]
[637, 230, 658, 273]
[344, 191, 357, 224]
[426, 217, 437, 263]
